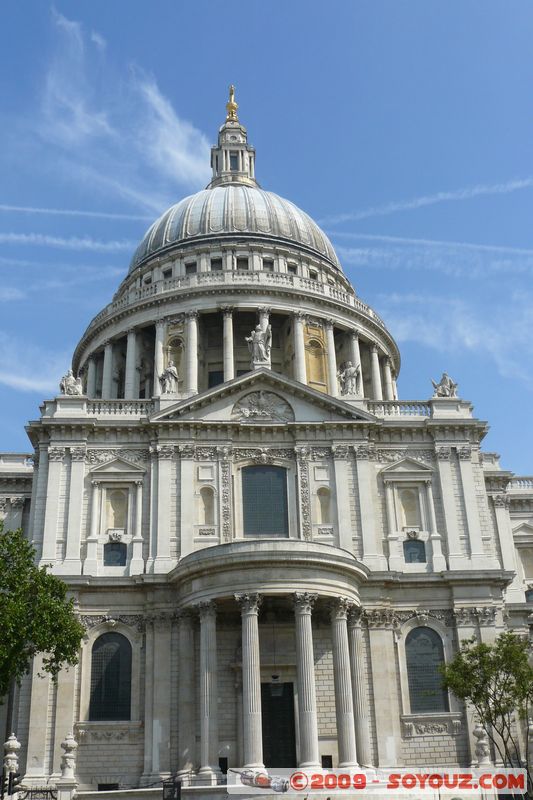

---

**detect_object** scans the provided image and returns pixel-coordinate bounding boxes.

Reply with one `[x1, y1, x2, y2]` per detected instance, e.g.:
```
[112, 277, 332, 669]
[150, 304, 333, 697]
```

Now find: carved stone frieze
[355, 444, 376, 461]
[492, 494, 511, 509]
[75, 723, 142, 743]
[79, 614, 145, 633]
[48, 447, 66, 462]
[157, 445, 175, 459]
[198, 527, 216, 536]
[70, 447, 87, 462]
[401, 714, 462, 738]
[85, 449, 149, 465]
[317, 526, 334, 537]
[376, 449, 435, 464]
[457, 446, 472, 460]
[454, 606, 496, 626]
[311, 447, 332, 460]
[195, 447, 218, 460]
[331, 444, 349, 460]
[232, 447, 294, 464]
[232, 391, 294, 422]
[178, 444, 195, 459]
[361, 608, 454, 629]
[295, 448, 312, 541]
[219, 452, 232, 542]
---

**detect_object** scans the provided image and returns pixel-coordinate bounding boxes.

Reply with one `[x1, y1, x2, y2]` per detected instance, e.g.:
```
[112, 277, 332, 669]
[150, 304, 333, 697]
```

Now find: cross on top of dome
[208, 85, 258, 189]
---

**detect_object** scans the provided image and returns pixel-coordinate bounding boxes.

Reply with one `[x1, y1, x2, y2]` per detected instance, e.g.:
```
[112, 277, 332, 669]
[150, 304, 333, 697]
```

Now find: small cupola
[208, 86, 258, 188]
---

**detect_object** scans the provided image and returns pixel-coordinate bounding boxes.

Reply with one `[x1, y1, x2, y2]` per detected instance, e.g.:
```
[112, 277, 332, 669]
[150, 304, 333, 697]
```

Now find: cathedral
[1, 88, 533, 792]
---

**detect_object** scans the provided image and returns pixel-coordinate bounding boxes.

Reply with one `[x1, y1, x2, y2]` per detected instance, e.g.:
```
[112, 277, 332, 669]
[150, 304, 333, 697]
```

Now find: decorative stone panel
[401, 713, 462, 738]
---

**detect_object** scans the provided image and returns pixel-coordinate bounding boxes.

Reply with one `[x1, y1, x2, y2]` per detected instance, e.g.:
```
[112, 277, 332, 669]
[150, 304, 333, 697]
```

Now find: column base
[151, 558, 178, 574]
[196, 769, 221, 786]
[129, 558, 145, 575]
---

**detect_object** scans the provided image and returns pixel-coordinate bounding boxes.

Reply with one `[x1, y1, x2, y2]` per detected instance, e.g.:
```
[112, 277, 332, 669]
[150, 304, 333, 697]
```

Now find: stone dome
[129, 185, 341, 273]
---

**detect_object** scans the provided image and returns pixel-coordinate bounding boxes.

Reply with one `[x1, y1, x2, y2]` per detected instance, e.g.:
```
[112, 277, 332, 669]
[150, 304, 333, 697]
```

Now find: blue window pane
[242, 466, 289, 537]
[89, 633, 132, 720]
[525, 589, 533, 603]
[403, 540, 426, 563]
[104, 542, 127, 566]
[406, 627, 449, 713]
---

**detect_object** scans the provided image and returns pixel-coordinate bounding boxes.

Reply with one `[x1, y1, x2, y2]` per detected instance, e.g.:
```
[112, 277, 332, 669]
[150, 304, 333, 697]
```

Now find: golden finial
[226, 84, 239, 121]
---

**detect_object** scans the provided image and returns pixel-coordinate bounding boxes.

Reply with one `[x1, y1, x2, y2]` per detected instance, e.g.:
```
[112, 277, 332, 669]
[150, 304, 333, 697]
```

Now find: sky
[0, 1, 532, 473]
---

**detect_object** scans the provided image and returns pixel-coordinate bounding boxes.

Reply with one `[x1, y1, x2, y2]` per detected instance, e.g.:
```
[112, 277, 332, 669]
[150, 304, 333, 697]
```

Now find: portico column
[349, 331, 363, 396]
[62, 446, 86, 572]
[101, 341, 114, 399]
[198, 601, 221, 783]
[293, 593, 320, 769]
[153, 320, 166, 397]
[425, 479, 447, 571]
[83, 480, 100, 574]
[86, 357, 97, 397]
[235, 593, 264, 769]
[383, 358, 394, 401]
[124, 328, 138, 400]
[392, 376, 398, 400]
[186, 311, 199, 394]
[325, 320, 338, 397]
[293, 312, 307, 383]
[370, 344, 383, 401]
[330, 598, 358, 767]
[347, 609, 372, 767]
[40, 446, 65, 566]
[222, 307, 235, 381]
[177, 610, 195, 782]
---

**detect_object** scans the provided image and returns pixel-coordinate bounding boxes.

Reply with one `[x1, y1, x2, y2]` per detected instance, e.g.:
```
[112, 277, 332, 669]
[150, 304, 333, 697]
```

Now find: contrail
[0, 203, 152, 222]
[320, 177, 533, 225]
[0, 232, 136, 252]
[327, 231, 533, 256]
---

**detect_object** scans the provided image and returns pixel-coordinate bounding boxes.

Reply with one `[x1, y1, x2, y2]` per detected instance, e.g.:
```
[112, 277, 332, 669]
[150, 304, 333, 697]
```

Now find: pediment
[89, 456, 146, 475]
[513, 522, 533, 538]
[150, 368, 376, 424]
[380, 457, 434, 477]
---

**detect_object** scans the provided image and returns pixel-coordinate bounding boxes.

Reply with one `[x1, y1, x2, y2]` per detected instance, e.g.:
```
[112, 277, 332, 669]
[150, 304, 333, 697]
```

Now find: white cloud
[90, 31, 107, 50]
[0, 331, 70, 394]
[321, 177, 533, 225]
[0, 232, 135, 252]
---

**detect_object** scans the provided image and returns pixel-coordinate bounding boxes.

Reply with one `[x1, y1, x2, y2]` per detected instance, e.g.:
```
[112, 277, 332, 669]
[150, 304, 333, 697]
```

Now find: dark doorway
[261, 682, 297, 768]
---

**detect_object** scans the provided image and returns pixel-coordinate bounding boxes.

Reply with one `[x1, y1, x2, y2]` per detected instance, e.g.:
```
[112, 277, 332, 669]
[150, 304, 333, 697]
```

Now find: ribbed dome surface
[129, 185, 341, 272]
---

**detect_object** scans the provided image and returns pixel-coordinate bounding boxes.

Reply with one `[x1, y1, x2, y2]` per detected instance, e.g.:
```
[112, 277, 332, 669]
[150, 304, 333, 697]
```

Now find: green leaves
[0, 524, 85, 698]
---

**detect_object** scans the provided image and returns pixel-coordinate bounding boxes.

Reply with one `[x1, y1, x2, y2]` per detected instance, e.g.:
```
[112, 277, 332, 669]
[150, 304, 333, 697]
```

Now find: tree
[441, 631, 533, 795]
[0, 523, 85, 698]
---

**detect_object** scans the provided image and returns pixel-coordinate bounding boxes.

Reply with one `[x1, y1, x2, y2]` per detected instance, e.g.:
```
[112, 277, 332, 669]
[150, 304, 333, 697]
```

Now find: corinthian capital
[235, 593, 262, 615]
[294, 592, 318, 614]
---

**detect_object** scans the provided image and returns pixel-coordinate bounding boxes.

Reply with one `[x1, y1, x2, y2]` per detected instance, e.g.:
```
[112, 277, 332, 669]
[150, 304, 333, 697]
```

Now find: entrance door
[261, 682, 297, 768]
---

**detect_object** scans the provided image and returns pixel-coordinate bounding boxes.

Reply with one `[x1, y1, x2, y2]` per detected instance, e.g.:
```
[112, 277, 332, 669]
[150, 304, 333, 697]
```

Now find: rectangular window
[309, 270, 318, 281]
[287, 264, 297, 275]
[210, 258, 223, 271]
[162, 268, 172, 280]
[143, 275, 152, 285]
[230, 151, 239, 171]
[263, 259, 274, 271]
[236, 257, 249, 271]
[208, 370, 224, 388]
[242, 465, 289, 537]
[185, 262, 197, 275]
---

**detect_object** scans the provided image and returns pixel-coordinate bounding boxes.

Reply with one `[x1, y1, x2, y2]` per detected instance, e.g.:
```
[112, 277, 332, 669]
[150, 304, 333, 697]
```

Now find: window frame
[233, 458, 298, 540]
[88, 631, 132, 721]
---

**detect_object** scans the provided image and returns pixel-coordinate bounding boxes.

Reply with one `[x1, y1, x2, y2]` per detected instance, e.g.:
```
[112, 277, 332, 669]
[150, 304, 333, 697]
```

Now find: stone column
[4, 496, 24, 532]
[124, 328, 138, 400]
[129, 480, 144, 575]
[177, 610, 196, 782]
[40, 446, 65, 566]
[222, 307, 235, 381]
[383, 358, 394, 401]
[186, 311, 199, 394]
[330, 598, 358, 767]
[370, 344, 383, 401]
[101, 341, 114, 399]
[293, 312, 307, 383]
[142, 616, 155, 783]
[83, 480, 100, 574]
[492, 494, 521, 597]
[198, 601, 221, 783]
[332, 445, 352, 551]
[355, 445, 388, 570]
[457, 446, 490, 564]
[384, 481, 402, 570]
[154, 445, 175, 573]
[294, 592, 321, 768]
[235, 593, 264, 769]
[391, 376, 398, 400]
[425, 479, 447, 571]
[86, 357, 97, 397]
[62, 447, 86, 572]
[179, 444, 196, 557]
[325, 320, 338, 397]
[349, 331, 363, 396]
[152, 616, 172, 778]
[435, 446, 463, 569]
[347, 609, 372, 767]
[153, 320, 166, 397]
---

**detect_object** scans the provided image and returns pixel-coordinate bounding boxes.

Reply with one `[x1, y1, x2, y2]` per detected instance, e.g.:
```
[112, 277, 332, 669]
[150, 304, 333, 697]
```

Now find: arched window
[89, 633, 132, 721]
[103, 542, 127, 566]
[403, 539, 426, 563]
[242, 465, 289, 537]
[399, 488, 421, 529]
[306, 339, 327, 390]
[405, 627, 449, 713]
[317, 487, 331, 524]
[200, 486, 215, 525]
